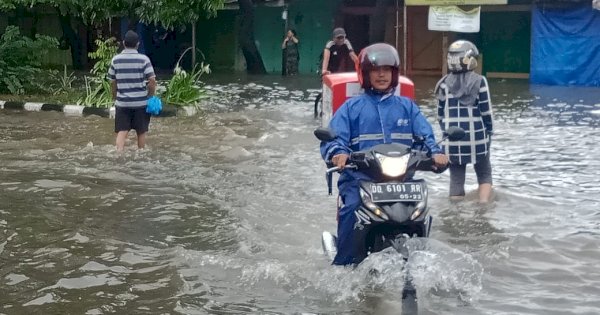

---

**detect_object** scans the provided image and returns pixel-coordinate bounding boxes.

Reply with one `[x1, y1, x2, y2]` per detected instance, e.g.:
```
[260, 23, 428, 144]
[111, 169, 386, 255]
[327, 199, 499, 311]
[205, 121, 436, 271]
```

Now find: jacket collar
[365, 87, 396, 103]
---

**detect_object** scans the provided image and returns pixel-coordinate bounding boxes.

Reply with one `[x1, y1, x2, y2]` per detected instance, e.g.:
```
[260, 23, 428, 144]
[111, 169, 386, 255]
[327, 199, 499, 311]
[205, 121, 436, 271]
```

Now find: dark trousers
[333, 179, 361, 265]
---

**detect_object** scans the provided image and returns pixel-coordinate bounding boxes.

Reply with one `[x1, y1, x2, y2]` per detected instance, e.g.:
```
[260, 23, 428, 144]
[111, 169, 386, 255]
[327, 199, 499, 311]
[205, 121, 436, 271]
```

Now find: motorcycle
[315, 126, 465, 313]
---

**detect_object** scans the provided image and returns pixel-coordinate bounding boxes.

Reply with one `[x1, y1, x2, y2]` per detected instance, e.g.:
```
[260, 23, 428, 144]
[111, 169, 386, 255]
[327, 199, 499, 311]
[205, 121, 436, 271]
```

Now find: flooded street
[1, 75, 600, 315]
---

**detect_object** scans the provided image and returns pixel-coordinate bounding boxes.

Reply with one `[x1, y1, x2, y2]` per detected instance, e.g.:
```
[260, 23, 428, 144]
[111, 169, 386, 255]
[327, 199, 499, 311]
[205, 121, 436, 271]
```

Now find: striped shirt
[436, 75, 493, 165]
[108, 49, 155, 107]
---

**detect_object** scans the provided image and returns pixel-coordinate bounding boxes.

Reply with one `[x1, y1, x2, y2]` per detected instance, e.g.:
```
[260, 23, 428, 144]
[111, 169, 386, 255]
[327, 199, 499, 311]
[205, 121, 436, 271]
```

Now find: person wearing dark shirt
[321, 27, 359, 75]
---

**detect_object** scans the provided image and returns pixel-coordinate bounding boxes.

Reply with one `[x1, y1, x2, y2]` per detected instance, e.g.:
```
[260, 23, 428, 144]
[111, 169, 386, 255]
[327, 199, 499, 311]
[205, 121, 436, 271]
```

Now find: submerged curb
[0, 100, 187, 118]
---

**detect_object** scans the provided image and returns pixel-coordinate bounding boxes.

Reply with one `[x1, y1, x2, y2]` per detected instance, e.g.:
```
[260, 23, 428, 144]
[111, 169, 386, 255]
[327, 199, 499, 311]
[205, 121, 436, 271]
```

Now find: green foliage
[162, 62, 211, 107]
[77, 76, 113, 108]
[51, 64, 76, 95]
[136, 0, 225, 28]
[77, 37, 117, 107]
[0, 1, 16, 10]
[160, 46, 211, 107]
[1, 0, 226, 27]
[88, 37, 118, 77]
[0, 25, 58, 94]
[0, 0, 125, 24]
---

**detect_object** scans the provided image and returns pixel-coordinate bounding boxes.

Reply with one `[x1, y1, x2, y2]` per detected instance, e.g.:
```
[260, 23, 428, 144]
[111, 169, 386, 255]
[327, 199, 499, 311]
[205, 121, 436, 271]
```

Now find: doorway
[343, 14, 370, 54]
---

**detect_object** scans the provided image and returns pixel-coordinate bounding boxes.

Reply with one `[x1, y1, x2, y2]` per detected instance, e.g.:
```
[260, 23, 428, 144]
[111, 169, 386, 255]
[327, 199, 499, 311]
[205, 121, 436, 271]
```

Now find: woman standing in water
[435, 40, 494, 204]
[281, 29, 299, 76]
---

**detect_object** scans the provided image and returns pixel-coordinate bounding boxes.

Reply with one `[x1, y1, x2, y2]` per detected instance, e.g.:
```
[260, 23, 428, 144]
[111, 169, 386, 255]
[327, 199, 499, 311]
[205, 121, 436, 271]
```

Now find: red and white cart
[316, 72, 415, 127]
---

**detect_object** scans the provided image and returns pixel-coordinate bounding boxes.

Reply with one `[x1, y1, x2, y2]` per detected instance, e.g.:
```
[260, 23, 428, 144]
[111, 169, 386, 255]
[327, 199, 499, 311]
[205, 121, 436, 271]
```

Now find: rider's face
[369, 66, 393, 91]
[334, 35, 345, 45]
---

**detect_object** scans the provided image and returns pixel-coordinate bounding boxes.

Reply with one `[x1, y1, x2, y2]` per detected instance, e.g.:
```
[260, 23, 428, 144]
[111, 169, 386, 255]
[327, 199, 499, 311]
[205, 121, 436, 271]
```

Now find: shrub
[51, 64, 76, 95]
[161, 47, 211, 107]
[0, 26, 58, 94]
[88, 37, 118, 77]
[77, 37, 118, 107]
[162, 63, 211, 107]
[77, 76, 113, 108]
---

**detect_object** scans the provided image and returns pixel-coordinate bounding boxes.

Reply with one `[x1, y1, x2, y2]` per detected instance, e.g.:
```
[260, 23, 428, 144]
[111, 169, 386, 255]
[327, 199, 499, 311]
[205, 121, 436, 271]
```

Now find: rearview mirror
[445, 126, 465, 141]
[314, 127, 336, 142]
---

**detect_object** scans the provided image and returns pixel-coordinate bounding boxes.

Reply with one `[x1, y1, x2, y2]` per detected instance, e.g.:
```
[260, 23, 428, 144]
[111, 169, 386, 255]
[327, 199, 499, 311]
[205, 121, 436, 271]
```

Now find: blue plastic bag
[146, 96, 162, 116]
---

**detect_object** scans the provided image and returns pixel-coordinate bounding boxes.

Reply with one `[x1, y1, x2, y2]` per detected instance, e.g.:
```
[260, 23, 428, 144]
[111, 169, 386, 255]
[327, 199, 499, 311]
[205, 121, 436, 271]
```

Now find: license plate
[369, 182, 424, 202]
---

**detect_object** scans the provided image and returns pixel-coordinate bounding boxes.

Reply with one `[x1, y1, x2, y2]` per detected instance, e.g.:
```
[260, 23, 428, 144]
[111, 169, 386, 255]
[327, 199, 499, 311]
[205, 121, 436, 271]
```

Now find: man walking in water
[108, 30, 157, 151]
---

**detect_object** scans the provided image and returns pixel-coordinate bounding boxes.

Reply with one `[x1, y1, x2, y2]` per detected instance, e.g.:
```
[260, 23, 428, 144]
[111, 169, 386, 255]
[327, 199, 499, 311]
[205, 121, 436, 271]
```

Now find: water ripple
[1, 77, 600, 314]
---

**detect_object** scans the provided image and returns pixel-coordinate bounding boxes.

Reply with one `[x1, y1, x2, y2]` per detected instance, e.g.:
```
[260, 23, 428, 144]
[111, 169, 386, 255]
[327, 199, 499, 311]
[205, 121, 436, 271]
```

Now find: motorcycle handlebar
[412, 153, 447, 173]
[326, 153, 445, 175]
[323, 153, 445, 195]
[326, 164, 357, 174]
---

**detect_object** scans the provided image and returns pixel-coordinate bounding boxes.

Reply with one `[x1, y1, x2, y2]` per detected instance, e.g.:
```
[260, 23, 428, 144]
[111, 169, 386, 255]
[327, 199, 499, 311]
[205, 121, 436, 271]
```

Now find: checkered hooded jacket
[435, 72, 493, 165]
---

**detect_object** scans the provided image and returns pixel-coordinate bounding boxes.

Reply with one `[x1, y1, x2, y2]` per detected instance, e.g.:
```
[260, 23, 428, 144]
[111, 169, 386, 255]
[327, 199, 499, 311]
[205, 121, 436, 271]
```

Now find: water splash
[407, 239, 484, 304]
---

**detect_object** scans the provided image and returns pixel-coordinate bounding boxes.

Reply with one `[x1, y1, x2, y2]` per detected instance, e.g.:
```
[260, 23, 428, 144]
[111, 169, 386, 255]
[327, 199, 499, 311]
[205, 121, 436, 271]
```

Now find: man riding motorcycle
[319, 43, 449, 266]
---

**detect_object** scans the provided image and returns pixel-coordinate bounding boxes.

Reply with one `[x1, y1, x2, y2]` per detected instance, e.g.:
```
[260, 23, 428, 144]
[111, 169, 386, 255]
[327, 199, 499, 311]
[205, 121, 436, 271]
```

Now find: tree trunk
[30, 9, 39, 38]
[370, 0, 392, 44]
[57, 10, 84, 70]
[238, 0, 267, 74]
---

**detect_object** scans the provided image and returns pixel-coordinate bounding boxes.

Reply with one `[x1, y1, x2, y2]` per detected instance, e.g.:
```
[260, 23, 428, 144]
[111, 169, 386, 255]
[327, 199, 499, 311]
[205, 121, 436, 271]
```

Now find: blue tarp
[531, 3, 600, 86]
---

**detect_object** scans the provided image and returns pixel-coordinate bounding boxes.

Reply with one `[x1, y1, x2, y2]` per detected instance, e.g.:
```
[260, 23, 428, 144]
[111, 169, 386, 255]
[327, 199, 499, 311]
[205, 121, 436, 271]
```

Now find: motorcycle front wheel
[314, 92, 322, 119]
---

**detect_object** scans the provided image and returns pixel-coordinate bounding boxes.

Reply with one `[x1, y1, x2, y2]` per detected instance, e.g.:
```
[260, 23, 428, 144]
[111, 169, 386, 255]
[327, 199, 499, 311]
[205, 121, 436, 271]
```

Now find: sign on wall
[406, 0, 506, 5]
[428, 6, 481, 32]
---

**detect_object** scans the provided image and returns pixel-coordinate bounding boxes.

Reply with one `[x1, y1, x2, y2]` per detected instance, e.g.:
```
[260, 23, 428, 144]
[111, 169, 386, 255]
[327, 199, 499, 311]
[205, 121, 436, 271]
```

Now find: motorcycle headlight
[410, 187, 429, 220]
[359, 188, 388, 220]
[376, 153, 410, 177]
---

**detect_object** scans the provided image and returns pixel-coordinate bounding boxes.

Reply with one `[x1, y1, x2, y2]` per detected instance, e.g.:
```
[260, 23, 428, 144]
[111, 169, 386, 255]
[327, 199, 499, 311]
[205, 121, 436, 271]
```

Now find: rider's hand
[332, 153, 350, 169]
[321, 70, 331, 76]
[432, 154, 449, 168]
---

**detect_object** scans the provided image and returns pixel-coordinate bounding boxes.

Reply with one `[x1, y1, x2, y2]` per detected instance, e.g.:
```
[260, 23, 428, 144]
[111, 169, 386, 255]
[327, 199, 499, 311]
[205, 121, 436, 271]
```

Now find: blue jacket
[321, 91, 442, 162]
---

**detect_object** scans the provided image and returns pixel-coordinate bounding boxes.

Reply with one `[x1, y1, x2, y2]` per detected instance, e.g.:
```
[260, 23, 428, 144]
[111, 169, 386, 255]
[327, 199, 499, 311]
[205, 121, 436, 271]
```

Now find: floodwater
[1, 74, 600, 315]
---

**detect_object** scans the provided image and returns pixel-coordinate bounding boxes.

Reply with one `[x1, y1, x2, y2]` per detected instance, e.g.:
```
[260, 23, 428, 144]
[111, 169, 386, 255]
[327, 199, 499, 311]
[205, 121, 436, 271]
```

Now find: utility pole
[192, 22, 197, 66]
[283, 5, 289, 31]
[403, 0, 408, 76]
[395, 0, 399, 54]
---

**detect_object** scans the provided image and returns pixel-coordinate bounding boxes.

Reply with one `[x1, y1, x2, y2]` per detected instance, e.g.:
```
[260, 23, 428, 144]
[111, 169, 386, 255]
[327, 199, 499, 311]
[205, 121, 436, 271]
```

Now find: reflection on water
[1, 75, 600, 314]
[528, 84, 600, 127]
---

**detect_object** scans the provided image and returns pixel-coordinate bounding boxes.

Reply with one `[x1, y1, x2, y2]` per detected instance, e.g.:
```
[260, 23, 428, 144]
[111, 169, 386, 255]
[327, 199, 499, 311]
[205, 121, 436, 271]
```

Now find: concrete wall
[405, 4, 532, 78]
[196, 10, 239, 72]
[254, 0, 341, 74]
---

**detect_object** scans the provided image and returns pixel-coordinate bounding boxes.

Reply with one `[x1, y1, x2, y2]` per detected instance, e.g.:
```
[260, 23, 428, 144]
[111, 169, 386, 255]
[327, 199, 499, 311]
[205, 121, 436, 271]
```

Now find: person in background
[435, 40, 494, 203]
[320, 27, 359, 75]
[108, 30, 157, 152]
[282, 29, 299, 76]
[320, 43, 449, 266]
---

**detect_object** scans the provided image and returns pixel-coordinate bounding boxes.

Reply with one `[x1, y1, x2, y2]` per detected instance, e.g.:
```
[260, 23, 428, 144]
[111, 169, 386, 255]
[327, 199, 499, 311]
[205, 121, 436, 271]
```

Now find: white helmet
[447, 40, 479, 73]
